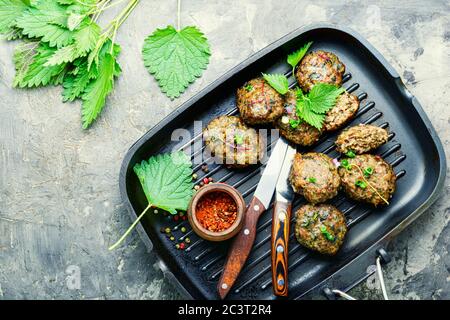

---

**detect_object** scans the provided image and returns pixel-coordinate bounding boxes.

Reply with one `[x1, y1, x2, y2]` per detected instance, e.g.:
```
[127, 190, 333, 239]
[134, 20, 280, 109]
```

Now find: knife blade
[217, 138, 290, 299]
[271, 143, 296, 297]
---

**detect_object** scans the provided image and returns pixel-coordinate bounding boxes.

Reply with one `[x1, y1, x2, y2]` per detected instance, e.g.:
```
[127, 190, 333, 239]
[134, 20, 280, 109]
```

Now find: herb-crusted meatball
[276, 90, 322, 146]
[323, 92, 359, 132]
[338, 154, 396, 207]
[289, 152, 340, 204]
[295, 50, 345, 92]
[237, 78, 284, 125]
[203, 115, 264, 168]
[335, 124, 389, 155]
[295, 204, 347, 255]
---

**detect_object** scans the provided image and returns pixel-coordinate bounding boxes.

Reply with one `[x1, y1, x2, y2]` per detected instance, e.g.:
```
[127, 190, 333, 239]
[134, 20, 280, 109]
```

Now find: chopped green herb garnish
[320, 225, 335, 242]
[289, 118, 301, 129]
[364, 167, 374, 177]
[355, 180, 367, 189]
[301, 219, 310, 227]
[308, 177, 317, 183]
[346, 150, 356, 158]
[244, 84, 253, 92]
[234, 134, 244, 145]
[312, 212, 319, 221]
[340, 159, 352, 170]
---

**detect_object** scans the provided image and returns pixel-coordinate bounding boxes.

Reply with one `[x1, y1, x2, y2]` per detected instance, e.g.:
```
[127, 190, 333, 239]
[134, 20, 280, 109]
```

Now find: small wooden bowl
[187, 183, 245, 242]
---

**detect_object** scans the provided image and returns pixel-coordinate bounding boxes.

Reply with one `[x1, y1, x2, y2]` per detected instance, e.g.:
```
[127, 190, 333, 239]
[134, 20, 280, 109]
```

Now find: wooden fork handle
[271, 199, 292, 297]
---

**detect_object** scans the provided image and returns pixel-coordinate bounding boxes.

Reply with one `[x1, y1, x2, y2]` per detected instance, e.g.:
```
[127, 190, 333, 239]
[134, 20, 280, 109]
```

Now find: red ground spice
[196, 191, 237, 232]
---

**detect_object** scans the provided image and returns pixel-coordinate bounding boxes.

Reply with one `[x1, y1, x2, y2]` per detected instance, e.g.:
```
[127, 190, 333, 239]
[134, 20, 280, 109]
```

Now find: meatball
[236, 78, 284, 125]
[323, 92, 359, 132]
[295, 50, 345, 92]
[338, 154, 396, 207]
[289, 152, 340, 204]
[276, 90, 322, 146]
[335, 124, 389, 155]
[203, 115, 264, 168]
[295, 204, 347, 255]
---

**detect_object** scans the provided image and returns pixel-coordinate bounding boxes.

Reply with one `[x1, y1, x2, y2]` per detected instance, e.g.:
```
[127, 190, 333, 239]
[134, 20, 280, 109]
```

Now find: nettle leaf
[296, 100, 324, 130]
[307, 83, 344, 114]
[15, 1, 73, 48]
[133, 152, 194, 214]
[142, 25, 211, 99]
[262, 73, 289, 95]
[44, 43, 79, 66]
[62, 59, 97, 102]
[0, 0, 29, 35]
[13, 40, 39, 87]
[81, 40, 121, 129]
[287, 41, 313, 71]
[73, 22, 100, 54]
[14, 42, 66, 88]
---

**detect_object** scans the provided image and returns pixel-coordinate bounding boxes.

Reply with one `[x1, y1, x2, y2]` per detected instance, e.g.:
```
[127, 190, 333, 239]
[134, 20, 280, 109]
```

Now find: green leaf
[307, 83, 345, 114]
[0, 0, 29, 34]
[67, 12, 85, 30]
[62, 59, 97, 102]
[13, 40, 39, 87]
[44, 43, 79, 66]
[142, 25, 211, 99]
[262, 73, 289, 95]
[73, 22, 100, 54]
[133, 152, 194, 214]
[15, 43, 66, 88]
[81, 40, 120, 129]
[15, 1, 73, 48]
[287, 41, 313, 71]
[296, 100, 324, 130]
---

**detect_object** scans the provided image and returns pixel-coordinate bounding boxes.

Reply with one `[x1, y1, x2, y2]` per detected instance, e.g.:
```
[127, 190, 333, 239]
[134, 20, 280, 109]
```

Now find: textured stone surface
[0, 0, 448, 300]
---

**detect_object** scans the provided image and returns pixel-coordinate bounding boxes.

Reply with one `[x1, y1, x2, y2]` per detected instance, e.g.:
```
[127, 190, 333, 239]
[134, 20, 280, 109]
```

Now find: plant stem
[109, 203, 152, 250]
[177, 0, 181, 30]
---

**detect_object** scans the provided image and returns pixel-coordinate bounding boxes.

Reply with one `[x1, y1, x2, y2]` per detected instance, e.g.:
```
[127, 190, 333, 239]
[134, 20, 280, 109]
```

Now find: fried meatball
[276, 90, 322, 146]
[335, 124, 389, 154]
[295, 50, 345, 92]
[323, 92, 359, 132]
[338, 154, 396, 207]
[203, 115, 264, 168]
[295, 204, 347, 255]
[289, 152, 340, 204]
[236, 78, 284, 125]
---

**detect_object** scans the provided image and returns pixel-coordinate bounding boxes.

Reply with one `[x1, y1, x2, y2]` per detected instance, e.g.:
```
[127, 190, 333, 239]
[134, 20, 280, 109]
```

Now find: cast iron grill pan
[119, 25, 446, 300]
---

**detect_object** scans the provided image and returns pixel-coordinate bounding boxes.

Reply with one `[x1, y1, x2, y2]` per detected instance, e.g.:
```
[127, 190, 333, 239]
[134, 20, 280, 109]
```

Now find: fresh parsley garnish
[308, 177, 317, 183]
[363, 167, 374, 177]
[262, 73, 289, 95]
[320, 225, 335, 242]
[295, 83, 345, 130]
[355, 180, 367, 189]
[346, 150, 356, 158]
[289, 118, 301, 129]
[109, 152, 194, 250]
[340, 159, 352, 170]
[287, 41, 313, 77]
[142, 25, 211, 99]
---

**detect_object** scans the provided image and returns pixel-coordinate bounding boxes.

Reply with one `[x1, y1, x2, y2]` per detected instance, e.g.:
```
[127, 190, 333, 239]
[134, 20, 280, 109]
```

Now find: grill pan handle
[323, 248, 391, 300]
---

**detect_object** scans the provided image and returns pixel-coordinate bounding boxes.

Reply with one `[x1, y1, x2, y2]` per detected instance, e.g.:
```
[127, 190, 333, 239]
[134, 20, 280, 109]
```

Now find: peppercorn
[165, 227, 171, 234]
[181, 216, 187, 221]
[194, 185, 200, 190]
[192, 173, 198, 180]
[208, 177, 213, 182]
[181, 226, 187, 233]
[169, 236, 175, 241]
[160, 227, 166, 233]
[153, 209, 158, 214]
[173, 215, 179, 221]
[202, 164, 209, 173]
[203, 177, 209, 185]
[199, 181, 204, 187]
[179, 242, 186, 250]
[185, 238, 191, 244]
[175, 244, 180, 249]
[179, 212, 185, 217]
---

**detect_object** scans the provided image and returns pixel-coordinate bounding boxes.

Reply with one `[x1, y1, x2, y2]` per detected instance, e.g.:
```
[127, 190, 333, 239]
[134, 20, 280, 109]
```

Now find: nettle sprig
[262, 41, 344, 130]
[0, 0, 140, 129]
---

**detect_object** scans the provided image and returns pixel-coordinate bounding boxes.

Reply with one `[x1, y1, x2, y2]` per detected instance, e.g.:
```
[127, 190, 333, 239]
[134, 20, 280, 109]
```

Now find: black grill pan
[118, 24, 446, 300]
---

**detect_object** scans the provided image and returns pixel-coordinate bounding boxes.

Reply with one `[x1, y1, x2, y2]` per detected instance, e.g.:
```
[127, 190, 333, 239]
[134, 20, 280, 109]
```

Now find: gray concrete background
[0, 0, 449, 299]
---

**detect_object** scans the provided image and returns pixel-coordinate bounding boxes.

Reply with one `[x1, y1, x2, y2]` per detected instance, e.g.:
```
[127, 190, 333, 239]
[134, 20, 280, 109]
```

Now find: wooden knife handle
[217, 197, 265, 299]
[271, 200, 292, 297]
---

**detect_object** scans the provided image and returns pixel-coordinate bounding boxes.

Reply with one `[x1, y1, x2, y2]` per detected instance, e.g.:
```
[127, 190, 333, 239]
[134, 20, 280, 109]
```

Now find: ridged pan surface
[119, 25, 446, 300]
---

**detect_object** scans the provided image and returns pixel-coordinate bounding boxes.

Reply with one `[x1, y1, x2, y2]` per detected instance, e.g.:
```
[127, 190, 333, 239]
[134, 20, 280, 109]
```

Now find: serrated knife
[271, 144, 296, 296]
[217, 138, 290, 299]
